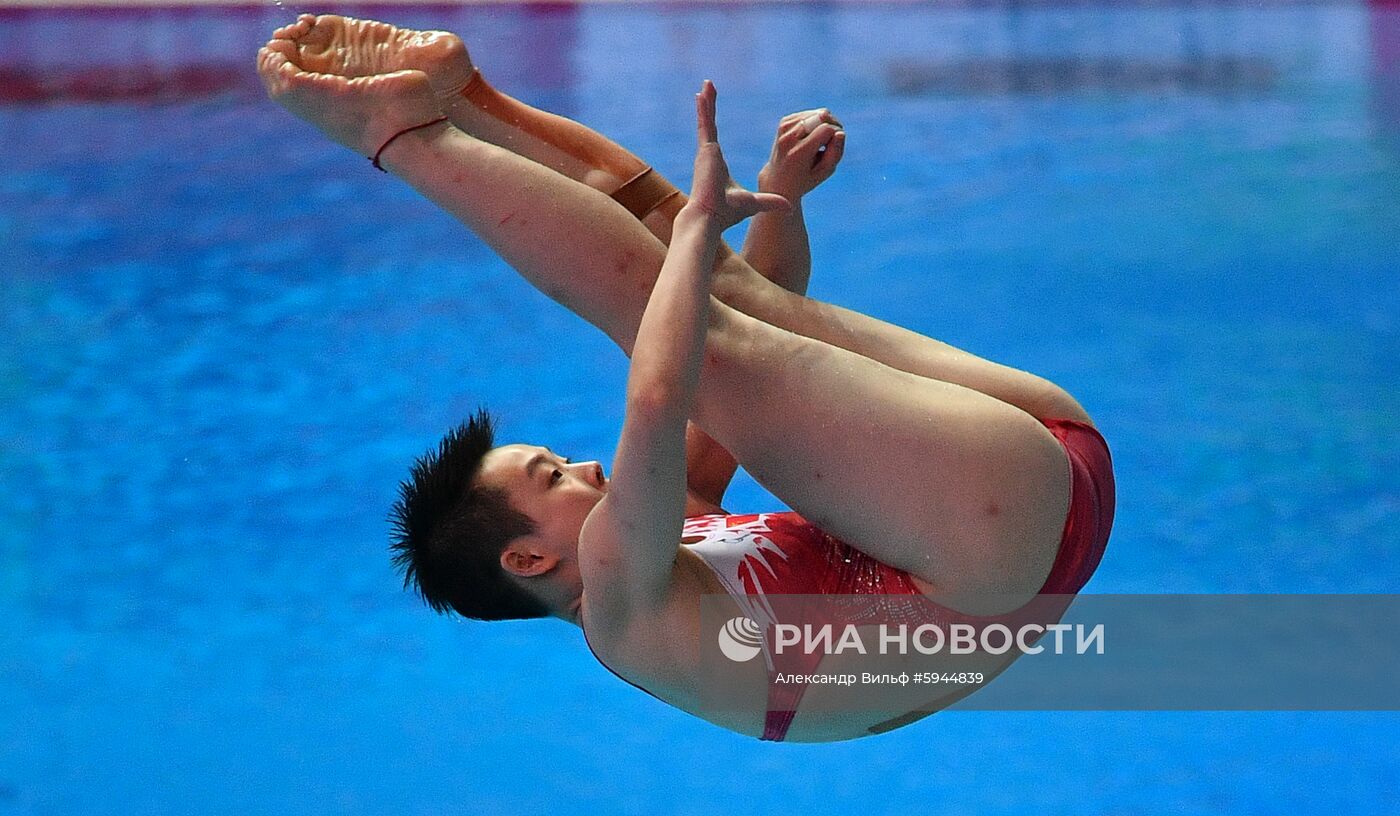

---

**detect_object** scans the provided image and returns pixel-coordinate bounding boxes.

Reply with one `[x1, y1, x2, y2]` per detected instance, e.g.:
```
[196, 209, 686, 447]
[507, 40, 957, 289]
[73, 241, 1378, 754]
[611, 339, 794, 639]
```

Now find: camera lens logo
[718, 617, 763, 662]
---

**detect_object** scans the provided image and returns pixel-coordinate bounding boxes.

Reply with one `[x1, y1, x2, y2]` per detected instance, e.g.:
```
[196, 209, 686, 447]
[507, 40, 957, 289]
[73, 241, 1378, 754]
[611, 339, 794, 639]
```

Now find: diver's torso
[579, 514, 1005, 742]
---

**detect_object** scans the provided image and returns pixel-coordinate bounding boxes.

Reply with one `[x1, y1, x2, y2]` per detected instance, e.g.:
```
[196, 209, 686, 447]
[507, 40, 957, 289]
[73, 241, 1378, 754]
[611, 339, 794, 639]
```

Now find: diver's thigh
[711, 262, 1092, 426]
[694, 304, 1070, 605]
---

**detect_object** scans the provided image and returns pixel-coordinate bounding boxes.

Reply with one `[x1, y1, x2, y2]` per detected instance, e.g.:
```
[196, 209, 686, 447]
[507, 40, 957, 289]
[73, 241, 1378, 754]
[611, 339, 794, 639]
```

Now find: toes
[272, 56, 328, 88]
[272, 14, 313, 40]
[310, 13, 343, 30]
[262, 38, 297, 58]
[259, 39, 300, 77]
[296, 15, 338, 50]
[256, 46, 298, 95]
[257, 45, 286, 73]
[255, 46, 275, 83]
[295, 68, 339, 88]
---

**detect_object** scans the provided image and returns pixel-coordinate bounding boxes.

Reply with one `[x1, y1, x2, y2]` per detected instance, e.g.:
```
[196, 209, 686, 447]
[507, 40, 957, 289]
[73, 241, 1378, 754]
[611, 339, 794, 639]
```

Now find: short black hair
[389, 409, 550, 621]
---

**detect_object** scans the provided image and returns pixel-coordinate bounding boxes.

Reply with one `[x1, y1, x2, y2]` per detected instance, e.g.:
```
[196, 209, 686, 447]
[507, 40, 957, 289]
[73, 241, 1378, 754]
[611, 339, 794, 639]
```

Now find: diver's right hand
[757, 108, 846, 201]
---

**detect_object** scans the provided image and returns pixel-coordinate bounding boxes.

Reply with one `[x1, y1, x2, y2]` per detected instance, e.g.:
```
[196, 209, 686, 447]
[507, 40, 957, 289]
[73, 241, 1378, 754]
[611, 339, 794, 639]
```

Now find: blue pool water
[2, 2, 1398, 813]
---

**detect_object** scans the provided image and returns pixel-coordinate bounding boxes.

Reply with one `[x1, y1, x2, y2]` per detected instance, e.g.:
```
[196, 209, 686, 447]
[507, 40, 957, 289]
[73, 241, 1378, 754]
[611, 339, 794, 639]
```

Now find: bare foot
[256, 34, 444, 159]
[271, 14, 476, 111]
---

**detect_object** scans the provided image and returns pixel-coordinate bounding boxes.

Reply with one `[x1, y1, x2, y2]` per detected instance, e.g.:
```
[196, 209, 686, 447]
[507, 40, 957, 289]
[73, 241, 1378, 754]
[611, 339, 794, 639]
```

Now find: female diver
[257, 15, 1114, 742]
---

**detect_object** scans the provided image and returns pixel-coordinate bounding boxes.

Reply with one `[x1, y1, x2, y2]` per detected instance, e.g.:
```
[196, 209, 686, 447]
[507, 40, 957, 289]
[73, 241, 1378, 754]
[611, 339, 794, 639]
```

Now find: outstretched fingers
[695, 79, 718, 145]
[687, 79, 790, 225]
[729, 188, 793, 219]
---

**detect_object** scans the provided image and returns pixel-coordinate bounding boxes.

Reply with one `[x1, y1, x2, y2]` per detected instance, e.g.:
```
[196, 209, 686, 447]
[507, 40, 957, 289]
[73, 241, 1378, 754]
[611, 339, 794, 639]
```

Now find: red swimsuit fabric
[581, 418, 1115, 742]
[750, 417, 1116, 741]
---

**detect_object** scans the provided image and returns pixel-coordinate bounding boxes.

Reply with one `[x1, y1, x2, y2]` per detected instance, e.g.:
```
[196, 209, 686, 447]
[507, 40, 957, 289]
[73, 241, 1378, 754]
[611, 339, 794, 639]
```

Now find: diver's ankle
[373, 119, 457, 174]
[443, 69, 490, 134]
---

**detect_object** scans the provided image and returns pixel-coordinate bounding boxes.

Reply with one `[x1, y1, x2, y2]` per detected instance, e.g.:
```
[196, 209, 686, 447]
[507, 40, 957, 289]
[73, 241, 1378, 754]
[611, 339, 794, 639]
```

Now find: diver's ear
[500, 543, 558, 578]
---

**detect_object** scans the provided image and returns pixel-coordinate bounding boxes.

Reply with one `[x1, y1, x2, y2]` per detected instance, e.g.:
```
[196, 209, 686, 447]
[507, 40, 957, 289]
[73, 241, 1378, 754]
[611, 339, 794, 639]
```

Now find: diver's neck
[560, 593, 584, 628]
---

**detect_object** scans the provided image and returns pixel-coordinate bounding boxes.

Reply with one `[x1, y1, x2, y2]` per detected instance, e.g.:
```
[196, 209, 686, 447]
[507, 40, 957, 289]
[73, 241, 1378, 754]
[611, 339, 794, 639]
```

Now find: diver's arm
[587, 206, 722, 602]
[739, 108, 845, 296]
[740, 202, 812, 295]
[681, 110, 845, 509]
[586, 83, 787, 606]
[681, 423, 738, 514]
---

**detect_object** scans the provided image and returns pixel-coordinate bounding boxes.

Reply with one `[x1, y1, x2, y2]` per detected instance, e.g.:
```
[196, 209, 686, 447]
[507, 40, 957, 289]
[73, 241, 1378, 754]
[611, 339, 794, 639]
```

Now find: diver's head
[389, 409, 606, 622]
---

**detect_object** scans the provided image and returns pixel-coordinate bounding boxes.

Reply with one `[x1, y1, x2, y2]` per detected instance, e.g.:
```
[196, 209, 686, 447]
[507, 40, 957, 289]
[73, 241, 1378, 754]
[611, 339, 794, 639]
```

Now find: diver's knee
[1035, 380, 1094, 426]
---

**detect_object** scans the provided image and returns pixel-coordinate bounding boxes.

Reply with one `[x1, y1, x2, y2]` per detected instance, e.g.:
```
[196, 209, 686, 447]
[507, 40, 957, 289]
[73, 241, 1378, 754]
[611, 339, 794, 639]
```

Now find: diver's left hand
[687, 81, 791, 231]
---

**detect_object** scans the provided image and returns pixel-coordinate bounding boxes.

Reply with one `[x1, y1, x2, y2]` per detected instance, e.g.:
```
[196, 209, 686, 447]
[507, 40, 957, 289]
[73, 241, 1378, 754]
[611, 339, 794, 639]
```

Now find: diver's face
[477, 444, 607, 560]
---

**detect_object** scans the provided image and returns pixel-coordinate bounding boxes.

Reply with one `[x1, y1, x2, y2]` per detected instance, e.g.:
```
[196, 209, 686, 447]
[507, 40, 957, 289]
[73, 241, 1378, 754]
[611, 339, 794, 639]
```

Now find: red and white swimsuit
[593, 418, 1115, 742]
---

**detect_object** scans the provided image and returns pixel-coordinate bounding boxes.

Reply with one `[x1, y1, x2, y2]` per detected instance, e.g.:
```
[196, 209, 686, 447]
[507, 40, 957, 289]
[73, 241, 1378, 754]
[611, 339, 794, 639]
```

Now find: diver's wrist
[675, 201, 724, 235]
